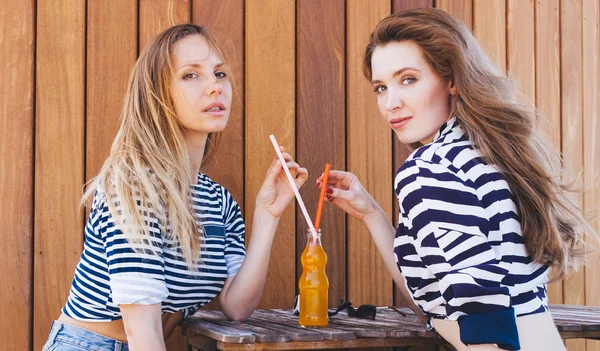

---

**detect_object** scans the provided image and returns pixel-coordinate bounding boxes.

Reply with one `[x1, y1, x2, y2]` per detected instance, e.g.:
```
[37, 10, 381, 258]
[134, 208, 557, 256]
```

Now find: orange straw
[314, 163, 331, 231]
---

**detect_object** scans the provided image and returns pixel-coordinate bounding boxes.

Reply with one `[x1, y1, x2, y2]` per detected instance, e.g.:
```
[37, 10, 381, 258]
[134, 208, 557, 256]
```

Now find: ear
[448, 79, 457, 95]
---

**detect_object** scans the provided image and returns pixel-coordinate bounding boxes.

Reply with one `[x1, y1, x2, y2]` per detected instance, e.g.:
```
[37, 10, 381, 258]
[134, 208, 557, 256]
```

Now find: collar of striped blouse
[433, 116, 458, 142]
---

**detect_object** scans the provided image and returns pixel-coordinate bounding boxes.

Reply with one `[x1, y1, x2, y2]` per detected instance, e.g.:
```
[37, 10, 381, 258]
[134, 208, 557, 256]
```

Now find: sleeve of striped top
[221, 187, 246, 277]
[94, 188, 169, 306]
[397, 160, 519, 350]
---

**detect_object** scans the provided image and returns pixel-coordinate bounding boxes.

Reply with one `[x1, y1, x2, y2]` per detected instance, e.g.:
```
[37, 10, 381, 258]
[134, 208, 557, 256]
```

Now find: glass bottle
[298, 229, 329, 327]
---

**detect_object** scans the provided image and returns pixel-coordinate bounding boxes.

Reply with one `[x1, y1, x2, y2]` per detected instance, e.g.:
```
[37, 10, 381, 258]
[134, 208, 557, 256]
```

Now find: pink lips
[390, 116, 412, 129]
[202, 101, 227, 117]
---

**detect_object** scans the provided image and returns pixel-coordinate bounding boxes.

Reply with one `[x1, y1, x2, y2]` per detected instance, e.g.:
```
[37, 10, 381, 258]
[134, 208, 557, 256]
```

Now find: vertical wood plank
[473, 0, 506, 72]
[139, 2, 191, 349]
[194, 0, 245, 211]
[139, 0, 190, 51]
[34, 1, 86, 349]
[296, 0, 346, 307]
[536, 0, 564, 305]
[436, 0, 473, 30]
[347, 0, 392, 308]
[392, 0, 433, 13]
[0, 0, 34, 349]
[583, 0, 600, 350]
[86, 2, 137, 191]
[561, 1, 585, 351]
[391, 0, 433, 309]
[245, 0, 296, 309]
[507, 0, 535, 103]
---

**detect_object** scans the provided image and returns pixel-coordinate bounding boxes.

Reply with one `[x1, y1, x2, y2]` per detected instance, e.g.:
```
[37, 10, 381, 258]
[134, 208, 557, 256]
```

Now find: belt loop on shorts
[48, 321, 63, 344]
[114, 339, 123, 351]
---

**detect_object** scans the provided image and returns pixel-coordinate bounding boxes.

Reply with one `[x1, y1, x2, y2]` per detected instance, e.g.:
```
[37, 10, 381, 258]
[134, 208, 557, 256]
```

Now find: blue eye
[373, 85, 387, 94]
[402, 77, 416, 85]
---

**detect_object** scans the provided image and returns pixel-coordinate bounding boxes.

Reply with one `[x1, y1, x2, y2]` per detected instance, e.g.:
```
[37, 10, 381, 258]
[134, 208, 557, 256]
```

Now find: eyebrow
[371, 67, 420, 84]
[178, 62, 225, 71]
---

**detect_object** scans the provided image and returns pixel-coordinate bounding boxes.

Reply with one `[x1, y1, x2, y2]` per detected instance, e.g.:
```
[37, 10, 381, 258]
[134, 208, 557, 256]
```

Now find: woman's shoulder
[400, 134, 485, 179]
[195, 173, 238, 201]
[395, 144, 481, 195]
[195, 173, 224, 193]
[194, 174, 242, 215]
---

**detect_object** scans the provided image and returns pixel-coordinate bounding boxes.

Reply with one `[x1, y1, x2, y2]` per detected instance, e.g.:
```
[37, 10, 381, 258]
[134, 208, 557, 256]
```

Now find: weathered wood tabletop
[181, 304, 600, 350]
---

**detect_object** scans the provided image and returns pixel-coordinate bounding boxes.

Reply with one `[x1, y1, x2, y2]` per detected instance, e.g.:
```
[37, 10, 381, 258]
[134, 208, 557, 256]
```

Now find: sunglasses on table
[327, 299, 378, 320]
[293, 297, 409, 321]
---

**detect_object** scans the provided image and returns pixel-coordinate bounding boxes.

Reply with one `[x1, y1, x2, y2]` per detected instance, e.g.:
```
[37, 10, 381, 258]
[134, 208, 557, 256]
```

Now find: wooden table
[181, 305, 600, 350]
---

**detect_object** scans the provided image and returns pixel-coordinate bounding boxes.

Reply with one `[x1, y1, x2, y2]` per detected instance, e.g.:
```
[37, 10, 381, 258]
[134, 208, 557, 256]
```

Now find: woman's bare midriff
[57, 310, 184, 343]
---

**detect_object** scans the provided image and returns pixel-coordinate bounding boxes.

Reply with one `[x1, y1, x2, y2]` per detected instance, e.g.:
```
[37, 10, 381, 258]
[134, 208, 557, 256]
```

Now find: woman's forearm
[219, 208, 279, 320]
[127, 335, 167, 351]
[120, 304, 166, 351]
[363, 208, 426, 321]
[362, 207, 402, 282]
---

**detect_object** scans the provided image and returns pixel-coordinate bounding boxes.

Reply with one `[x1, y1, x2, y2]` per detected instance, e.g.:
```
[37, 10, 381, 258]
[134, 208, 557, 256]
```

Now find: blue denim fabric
[42, 321, 129, 351]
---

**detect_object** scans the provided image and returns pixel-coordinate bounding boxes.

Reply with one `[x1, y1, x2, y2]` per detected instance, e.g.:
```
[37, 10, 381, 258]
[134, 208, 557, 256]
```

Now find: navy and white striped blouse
[62, 173, 246, 321]
[394, 117, 549, 348]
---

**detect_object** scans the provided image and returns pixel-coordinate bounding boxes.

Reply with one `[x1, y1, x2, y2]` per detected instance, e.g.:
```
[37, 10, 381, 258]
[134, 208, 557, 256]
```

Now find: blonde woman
[320, 9, 591, 351]
[42, 24, 307, 351]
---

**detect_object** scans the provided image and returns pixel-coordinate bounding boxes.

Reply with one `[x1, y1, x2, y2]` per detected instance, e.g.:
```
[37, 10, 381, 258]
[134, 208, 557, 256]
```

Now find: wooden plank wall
[1, 1, 598, 350]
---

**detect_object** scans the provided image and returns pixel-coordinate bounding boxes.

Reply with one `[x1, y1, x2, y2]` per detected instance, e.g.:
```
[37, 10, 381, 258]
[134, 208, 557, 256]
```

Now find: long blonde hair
[83, 24, 227, 269]
[363, 8, 593, 280]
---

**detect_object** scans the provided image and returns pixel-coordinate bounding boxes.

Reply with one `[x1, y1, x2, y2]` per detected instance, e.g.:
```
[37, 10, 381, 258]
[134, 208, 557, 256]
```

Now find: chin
[393, 130, 420, 145]
[204, 118, 229, 133]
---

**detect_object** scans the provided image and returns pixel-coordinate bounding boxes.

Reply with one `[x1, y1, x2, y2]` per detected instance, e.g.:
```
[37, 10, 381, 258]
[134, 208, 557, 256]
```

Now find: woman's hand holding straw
[269, 135, 318, 239]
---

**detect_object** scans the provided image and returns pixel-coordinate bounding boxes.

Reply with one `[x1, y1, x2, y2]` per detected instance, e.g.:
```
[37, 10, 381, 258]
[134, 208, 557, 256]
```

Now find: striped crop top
[62, 173, 246, 321]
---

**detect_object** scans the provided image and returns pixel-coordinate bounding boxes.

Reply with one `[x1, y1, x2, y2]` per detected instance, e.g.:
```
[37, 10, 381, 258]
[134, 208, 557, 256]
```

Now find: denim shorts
[42, 320, 129, 351]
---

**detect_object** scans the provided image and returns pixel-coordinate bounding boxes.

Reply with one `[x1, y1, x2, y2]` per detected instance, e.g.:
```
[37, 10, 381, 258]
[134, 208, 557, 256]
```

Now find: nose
[207, 77, 223, 97]
[384, 87, 403, 111]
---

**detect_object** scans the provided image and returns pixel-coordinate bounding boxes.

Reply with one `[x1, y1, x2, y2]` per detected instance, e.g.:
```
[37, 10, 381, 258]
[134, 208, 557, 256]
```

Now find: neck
[184, 130, 208, 185]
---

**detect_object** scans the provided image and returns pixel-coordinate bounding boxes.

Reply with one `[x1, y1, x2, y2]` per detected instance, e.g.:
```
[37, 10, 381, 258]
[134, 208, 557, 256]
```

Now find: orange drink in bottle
[299, 229, 329, 327]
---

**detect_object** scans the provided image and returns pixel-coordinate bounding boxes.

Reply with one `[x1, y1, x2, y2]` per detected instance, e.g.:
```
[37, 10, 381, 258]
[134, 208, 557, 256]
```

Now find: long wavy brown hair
[83, 24, 229, 269]
[363, 8, 594, 280]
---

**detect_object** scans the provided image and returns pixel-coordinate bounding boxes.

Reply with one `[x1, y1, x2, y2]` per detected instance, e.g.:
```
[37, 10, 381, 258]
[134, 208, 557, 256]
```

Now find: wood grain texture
[560, 1, 585, 350]
[392, 0, 433, 13]
[245, 0, 296, 309]
[34, 1, 86, 349]
[182, 306, 600, 349]
[583, 0, 600, 350]
[296, 0, 346, 308]
[536, 0, 564, 306]
[473, 0, 506, 72]
[436, 0, 473, 30]
[507, 0, 535, 104]
[346, 0, 393, 308]
[0, 0, 34, 349]
[194, 0, 245, 212]
[86, 1, 137, 185]
[139, 0, 190, 51]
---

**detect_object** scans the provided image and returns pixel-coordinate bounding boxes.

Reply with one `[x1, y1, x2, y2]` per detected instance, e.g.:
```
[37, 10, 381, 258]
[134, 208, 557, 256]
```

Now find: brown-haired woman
[320, 8, 592, 351]
[42, 24, 307, 351]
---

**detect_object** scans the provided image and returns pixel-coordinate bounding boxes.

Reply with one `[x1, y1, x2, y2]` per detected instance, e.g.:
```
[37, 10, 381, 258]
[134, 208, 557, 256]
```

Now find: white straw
[269, 134, 318, 239]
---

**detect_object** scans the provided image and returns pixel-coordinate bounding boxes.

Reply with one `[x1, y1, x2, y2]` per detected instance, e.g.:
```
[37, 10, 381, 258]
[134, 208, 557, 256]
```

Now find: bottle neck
[306, 230, 322, 246]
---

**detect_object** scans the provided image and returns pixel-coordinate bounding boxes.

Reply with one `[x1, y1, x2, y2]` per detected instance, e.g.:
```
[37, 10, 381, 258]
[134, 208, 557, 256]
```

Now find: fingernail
[317, 182, 322, 188]
[326, 188, 333, 194]
[326, 195, 333, 201]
